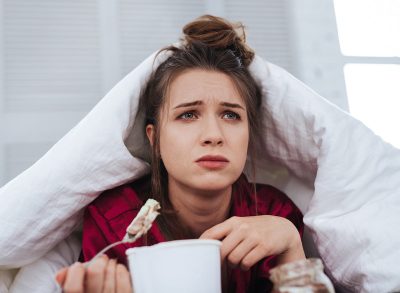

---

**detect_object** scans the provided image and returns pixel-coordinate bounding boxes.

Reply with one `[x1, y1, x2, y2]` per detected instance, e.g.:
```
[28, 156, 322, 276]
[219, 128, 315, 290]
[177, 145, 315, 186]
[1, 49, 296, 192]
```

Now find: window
[334, 0, 400, 148]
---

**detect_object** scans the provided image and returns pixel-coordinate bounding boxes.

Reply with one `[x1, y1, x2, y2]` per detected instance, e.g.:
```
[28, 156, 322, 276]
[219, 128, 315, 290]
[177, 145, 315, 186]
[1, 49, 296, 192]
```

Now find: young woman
[56, 15, 305, 293]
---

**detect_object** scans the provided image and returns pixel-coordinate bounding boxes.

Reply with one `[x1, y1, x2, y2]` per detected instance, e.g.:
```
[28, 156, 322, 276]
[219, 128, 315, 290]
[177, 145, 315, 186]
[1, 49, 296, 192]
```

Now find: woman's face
[147, 69, 249, 193]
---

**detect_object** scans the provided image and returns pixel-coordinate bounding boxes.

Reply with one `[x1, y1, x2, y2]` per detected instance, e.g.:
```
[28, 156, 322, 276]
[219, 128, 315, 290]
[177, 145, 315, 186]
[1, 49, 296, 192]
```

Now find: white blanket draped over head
[1, 48, 400, 293]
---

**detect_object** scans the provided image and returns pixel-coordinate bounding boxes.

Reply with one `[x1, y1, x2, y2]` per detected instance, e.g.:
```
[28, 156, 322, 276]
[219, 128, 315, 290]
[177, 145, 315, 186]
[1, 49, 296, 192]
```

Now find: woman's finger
[239, 245, 266, 271]
[116, 264, 133, 293]
[226, 237, 257, 268]
[85, 255, 109, 293]
[55, 267, 68, 287]
[63, 262, 85, 293]
[102, 259, 117, 293]
[199, 217, 237, 240]
[219, 228, 245, 261]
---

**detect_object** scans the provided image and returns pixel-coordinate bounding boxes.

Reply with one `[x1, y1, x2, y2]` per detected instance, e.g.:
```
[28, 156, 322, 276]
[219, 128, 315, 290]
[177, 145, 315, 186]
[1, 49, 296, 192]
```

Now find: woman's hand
[199, 216, 305, 270]
[55, 255, 132, 293]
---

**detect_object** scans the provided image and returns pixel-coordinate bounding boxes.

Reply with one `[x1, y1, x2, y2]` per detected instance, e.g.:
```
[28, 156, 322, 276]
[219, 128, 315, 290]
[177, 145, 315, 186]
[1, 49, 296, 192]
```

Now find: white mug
[126, 239, 222, 293]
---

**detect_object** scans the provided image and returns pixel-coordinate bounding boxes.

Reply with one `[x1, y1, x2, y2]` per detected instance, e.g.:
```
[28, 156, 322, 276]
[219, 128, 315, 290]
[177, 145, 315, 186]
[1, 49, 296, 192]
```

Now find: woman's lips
[196, 155, 229, 169]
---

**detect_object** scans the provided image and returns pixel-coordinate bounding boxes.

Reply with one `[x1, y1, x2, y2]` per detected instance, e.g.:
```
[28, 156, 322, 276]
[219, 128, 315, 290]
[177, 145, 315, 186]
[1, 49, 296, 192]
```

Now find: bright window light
[344, 64, 400, 148]
[334, 0, 400, 57]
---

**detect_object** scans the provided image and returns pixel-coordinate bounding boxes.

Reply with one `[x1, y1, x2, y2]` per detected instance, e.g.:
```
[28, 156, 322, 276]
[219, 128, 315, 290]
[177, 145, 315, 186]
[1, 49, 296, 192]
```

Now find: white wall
[288, 0, 348, 110]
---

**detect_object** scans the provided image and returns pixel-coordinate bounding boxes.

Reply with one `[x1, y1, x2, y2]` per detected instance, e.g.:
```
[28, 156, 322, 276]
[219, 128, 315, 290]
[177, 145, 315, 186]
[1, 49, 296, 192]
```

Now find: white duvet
[1, 49, 400, 292]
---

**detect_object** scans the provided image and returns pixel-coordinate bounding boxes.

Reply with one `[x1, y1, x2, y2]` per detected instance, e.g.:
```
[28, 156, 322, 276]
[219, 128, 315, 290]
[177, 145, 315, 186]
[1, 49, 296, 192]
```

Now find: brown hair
[138, 15, 263, 239]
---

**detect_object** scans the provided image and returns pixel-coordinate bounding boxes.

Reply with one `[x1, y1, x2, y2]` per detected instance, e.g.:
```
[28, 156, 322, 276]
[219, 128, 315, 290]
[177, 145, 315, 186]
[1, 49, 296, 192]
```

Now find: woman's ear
[146, 124, 155, 146]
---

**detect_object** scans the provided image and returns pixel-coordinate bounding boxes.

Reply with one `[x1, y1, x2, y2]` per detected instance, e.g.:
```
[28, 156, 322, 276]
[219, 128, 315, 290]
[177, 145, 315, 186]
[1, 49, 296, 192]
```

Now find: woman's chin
[190, 177, 237, 194]
[168, 171, 241, 194]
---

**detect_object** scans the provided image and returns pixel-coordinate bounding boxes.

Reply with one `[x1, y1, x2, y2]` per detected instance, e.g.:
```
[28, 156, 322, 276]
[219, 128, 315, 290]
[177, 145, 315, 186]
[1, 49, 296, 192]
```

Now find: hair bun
[182, 15, 254, 66]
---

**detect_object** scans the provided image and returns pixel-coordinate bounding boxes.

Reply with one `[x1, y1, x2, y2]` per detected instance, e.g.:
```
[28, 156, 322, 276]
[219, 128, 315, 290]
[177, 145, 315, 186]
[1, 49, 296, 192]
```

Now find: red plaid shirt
[81, 175, 303, 292]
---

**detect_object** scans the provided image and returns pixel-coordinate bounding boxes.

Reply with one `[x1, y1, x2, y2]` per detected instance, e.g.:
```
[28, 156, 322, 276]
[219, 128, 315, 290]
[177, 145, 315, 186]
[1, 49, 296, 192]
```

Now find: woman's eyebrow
[220, 102, 245, 110]
[173, 100, 202, 109]
[173, 100, 245, 110]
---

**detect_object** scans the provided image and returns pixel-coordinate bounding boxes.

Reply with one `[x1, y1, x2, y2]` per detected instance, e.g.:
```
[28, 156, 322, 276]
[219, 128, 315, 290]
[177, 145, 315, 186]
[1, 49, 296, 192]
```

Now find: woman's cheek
[160, 131, 192, 168]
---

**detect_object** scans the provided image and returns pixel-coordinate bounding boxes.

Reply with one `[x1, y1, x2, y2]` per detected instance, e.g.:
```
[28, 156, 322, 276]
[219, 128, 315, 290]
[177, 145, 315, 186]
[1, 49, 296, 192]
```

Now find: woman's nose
[201, 117, 224, 146]
[202, 138, 223, 146]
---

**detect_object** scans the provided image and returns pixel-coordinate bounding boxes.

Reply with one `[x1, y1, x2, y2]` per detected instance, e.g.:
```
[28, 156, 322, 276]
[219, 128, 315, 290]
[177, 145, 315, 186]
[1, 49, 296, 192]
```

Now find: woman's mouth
[195, 155, 229, 169]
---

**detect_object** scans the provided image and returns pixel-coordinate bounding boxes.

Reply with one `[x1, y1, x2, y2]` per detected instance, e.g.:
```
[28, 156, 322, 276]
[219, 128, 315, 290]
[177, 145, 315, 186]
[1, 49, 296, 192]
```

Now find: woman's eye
[178, 112, 197, 120]
[222, 111, 240, 120]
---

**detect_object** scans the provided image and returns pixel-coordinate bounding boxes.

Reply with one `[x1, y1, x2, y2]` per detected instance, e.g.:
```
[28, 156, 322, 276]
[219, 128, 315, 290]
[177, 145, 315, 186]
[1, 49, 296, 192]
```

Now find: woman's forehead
[166, 69, 245, 107]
